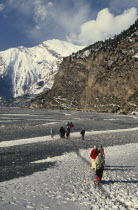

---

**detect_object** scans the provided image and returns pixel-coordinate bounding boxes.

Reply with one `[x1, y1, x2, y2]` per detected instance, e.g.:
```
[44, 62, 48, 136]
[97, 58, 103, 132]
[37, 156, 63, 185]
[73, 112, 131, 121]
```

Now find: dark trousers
[96, 166, 104, 181]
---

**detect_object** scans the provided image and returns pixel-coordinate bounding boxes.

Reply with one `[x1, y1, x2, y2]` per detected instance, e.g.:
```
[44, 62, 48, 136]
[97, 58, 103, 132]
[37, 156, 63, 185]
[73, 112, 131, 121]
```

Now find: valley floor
[0, 132, 138, 210]
[0, 108, 138, 209]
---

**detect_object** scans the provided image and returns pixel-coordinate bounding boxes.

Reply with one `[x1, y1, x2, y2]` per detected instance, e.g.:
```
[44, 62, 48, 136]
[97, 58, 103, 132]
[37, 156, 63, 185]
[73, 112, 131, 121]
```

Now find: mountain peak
[0, 40, 85, 99]
[41, 39, 85, 57]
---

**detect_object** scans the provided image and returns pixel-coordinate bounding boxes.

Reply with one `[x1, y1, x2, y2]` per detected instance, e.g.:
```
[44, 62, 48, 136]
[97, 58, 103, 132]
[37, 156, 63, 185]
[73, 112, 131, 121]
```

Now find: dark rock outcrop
[28, 20, 138, 114]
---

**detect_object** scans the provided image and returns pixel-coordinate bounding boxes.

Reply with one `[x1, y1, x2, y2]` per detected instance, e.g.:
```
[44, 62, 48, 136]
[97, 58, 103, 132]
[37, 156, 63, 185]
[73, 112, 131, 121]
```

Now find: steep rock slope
[29, 20, 138, 114]
[0, 39, 84, 99]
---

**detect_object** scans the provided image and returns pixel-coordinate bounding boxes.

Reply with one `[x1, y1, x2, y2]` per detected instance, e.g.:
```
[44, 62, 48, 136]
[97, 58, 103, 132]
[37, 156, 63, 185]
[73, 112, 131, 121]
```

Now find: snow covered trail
[0, 142, 138, 210]
[0, 126, 138, 148]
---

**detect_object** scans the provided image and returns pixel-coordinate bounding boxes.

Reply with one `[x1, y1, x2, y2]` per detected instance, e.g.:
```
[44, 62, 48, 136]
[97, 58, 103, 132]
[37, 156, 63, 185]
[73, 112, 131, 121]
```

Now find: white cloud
[2, 0, 138, 47]
[0, 3, 4, 12]
[49, 3, 90, 34]
[25, 0, 91, 42]
[34, 5, 47, 22]
[67, 8, 138, 45]
[47, 2, 54, 7]
[5, 0, 48, 22]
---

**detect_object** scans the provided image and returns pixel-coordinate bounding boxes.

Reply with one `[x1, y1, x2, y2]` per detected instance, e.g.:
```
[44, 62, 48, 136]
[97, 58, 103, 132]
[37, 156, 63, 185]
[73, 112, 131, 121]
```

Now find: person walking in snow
[95, 153, 105, 184]
[98, 145, 105, 158]
[80, 128, 85, 140]
[67, 122, 74, 130]
[90, 145, 99, 169]
[69, 122, 74, 129]
[59, 127, 65, 139]
[50, 128, 55, 138]
[67, 122, 70, 127]
[66, 126, 71, 139]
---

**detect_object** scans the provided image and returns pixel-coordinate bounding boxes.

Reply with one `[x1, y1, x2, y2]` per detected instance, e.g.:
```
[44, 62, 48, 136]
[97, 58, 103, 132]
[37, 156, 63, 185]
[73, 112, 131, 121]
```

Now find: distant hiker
[67, 122, 70, 127]
[98, 145, 105, 158]
[41, 95, 45, 106]
[70, 122, 74, 129]
[66, 126, 71, 139]
[80, 128, 85, 140]
[67, 122, 74, 129]
[59, 127, 65, 139]
[95, 153, 105, 184]
[50, 128, 55, 138]
[90, 145, 99, 169]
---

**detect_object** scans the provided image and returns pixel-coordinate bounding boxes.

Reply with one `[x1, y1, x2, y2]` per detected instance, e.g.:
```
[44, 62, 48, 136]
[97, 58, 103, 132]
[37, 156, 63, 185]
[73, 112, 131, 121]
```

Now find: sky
[0, 0, 138, 51]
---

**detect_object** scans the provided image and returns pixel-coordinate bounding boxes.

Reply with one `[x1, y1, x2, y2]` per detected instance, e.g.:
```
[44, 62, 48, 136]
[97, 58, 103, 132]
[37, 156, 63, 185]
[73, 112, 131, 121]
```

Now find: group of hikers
[50, 122, 86, 140]
[50, 122, 105, 184]
[59, 122, 74, 139]
[90, 145, 105, 184]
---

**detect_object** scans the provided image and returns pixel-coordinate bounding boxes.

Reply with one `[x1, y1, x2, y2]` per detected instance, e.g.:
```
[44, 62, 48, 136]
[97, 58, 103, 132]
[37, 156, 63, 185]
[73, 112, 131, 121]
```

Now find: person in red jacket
[90, 145, 99, 169]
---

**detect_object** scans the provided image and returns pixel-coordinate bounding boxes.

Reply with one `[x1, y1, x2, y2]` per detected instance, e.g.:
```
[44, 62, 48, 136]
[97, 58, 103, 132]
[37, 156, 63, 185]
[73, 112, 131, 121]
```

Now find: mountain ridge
[0, 39, 85, 99]
[28, 20, 138, 114]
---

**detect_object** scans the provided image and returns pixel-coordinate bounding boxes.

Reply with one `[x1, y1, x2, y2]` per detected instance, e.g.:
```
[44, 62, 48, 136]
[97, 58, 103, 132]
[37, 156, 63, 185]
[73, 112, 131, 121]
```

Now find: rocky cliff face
[29, 20, 138, 114]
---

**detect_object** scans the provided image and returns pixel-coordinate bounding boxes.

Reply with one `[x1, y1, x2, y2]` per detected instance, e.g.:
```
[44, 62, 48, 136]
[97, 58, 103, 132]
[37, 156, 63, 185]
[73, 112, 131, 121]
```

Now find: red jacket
[90, 149, 99, 159]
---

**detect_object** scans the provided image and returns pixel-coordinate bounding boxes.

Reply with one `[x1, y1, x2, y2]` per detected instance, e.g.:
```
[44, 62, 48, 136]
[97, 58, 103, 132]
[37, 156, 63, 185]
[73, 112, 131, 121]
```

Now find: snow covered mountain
[0, 39, 85, 99]
[29, 20, 138, 114]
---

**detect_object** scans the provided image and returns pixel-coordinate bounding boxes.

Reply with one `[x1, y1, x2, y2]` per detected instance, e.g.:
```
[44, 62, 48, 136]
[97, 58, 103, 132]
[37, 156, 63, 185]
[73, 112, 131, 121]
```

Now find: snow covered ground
[0, 108, 138, 209]
[0, 127, 138, 148]
[0, 134, 138, 210]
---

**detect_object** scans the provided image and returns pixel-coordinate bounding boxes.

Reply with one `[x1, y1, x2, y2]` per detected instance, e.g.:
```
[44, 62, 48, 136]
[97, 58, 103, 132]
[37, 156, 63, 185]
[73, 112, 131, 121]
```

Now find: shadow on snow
[102, 180, 138, 184]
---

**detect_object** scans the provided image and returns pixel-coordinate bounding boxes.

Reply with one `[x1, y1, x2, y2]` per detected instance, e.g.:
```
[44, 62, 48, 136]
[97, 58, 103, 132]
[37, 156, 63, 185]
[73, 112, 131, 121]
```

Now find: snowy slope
[0, 138, 138, 209]
[0, 39, 85, 98]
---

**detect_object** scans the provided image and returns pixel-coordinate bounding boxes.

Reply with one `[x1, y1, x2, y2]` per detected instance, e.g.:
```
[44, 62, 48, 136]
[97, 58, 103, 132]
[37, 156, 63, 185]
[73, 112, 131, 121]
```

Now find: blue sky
[0, 0, 137, 51]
